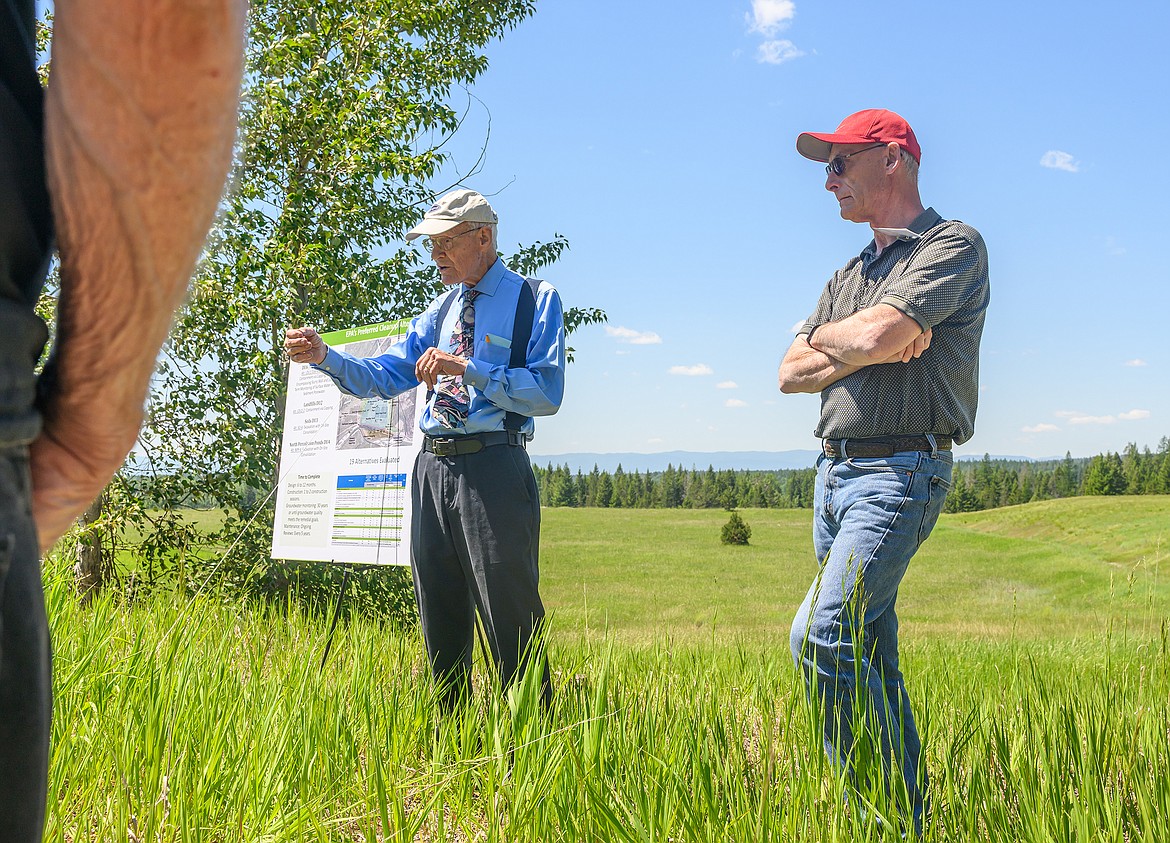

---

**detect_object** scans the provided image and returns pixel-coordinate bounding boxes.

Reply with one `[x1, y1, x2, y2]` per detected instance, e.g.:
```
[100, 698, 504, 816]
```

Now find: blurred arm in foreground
[32, 1, 247, 551]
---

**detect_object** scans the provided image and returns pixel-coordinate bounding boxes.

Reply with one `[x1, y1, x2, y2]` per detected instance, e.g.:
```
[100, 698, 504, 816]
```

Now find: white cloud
[725, 398, 749, 408]
[757, 39, 804, 64]
[1125, 359, 1147, 367]
[747, 0, 796, 35]
[1040, 150, 1080, 172]
[669, 364, 714, 376]
[716, 380, 739, 389]
[745, 2, 803, 65]
[790, 320, 806, 334]
[1022, 423, 1060, 434]
[606, 325, 662, 345]
[1057, 408, 1149, 425]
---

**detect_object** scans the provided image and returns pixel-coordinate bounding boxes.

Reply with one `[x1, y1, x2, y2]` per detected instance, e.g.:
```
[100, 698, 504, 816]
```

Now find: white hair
[899, 147, 919, 184]
[469, 222, 498, 251]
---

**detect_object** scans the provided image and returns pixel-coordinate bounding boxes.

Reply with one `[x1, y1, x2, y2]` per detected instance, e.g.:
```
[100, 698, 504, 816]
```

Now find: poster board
[271, 319, 423, 565]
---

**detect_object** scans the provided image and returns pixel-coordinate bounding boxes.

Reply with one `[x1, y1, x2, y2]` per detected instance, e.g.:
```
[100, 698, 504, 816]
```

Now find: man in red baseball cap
[780, 108, 990, 835]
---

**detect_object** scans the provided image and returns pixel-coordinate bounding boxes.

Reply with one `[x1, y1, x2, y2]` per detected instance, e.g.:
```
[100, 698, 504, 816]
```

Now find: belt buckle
[430, 437, 457, 457]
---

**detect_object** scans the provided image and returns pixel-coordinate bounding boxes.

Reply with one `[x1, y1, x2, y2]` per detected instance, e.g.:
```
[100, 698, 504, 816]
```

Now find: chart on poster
[331, 472, 408, 547]
[271, 319, 423, 565]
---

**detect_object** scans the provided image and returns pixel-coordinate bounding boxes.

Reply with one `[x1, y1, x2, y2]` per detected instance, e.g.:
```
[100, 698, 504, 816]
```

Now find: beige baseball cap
[405, 189, 498, 241]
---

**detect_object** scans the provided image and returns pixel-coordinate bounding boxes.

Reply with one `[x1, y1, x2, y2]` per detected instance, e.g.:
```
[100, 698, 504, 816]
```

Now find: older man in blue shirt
[286, 189, 565, 711]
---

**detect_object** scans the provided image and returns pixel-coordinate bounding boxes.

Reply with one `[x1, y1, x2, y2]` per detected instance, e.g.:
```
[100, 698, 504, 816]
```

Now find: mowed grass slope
[539, 496, 1170, 644]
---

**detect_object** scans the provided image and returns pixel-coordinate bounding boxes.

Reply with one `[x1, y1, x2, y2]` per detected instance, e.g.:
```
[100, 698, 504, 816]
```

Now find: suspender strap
[505, 277, 539, 432]
[425, 286, 463, 404]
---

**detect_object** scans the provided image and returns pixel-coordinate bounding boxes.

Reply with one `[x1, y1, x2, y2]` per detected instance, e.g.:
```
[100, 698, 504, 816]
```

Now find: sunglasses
[825, 143, 887, 176]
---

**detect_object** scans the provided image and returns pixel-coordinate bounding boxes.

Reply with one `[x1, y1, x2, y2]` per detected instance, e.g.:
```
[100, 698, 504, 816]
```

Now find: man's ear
[885, 142, 901, 172]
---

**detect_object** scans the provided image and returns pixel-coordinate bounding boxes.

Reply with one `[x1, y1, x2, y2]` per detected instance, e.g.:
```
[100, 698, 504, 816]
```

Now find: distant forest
[532, 438, 1170, 513]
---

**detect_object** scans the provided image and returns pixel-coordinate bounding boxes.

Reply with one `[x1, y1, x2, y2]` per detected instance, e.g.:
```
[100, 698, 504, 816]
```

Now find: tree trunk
[75, 491, 107, 604]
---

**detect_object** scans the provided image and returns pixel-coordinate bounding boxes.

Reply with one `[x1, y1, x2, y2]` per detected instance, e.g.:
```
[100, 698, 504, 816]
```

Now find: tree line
[534, 463, 817, 510]
[532, 438, 1170, 512]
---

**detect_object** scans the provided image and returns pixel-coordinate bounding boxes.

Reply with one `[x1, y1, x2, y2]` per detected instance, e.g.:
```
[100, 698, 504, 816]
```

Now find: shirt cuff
[463, 357, 488, 389]
[312, 346, 344, 374]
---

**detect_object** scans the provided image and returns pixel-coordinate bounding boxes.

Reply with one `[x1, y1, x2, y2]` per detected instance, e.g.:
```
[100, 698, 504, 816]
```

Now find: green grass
[539, 496, 1170, 643]
[43, 496, 1170, 841]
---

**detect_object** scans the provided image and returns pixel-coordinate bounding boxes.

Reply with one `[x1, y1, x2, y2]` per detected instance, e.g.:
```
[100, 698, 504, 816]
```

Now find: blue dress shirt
[313, 258, 566, 437]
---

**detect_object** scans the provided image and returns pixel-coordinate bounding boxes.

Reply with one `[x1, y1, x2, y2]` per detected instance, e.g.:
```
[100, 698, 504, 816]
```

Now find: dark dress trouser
[410, 442, 552, 711]
[1, 1, 56, 840]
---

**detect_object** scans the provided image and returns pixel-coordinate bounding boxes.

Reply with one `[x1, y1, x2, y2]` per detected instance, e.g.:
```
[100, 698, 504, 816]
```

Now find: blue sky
[427, 0, 1168, 461]
[32, 3, 1167, 462]
[47, 2, 1164, 463]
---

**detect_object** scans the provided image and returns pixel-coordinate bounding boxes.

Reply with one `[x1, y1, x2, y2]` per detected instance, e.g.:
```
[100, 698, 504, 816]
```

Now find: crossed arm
[31, 1, 245, 551]
[777, 303, 931, 394]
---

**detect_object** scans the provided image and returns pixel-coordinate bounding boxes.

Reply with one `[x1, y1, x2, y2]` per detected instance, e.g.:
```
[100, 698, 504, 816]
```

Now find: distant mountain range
[527, 449, 1043, 474]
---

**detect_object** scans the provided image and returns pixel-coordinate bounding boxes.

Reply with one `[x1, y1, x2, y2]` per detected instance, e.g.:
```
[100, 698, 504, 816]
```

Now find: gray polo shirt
[800, 208, 989, 445]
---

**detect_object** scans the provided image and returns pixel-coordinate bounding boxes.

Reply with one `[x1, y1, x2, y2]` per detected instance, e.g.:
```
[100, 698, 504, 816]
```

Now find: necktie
[431, 288, 479, 429]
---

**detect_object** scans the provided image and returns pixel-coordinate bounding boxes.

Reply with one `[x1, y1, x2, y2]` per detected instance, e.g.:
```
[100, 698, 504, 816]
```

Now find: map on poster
[271, 319, 423, 565]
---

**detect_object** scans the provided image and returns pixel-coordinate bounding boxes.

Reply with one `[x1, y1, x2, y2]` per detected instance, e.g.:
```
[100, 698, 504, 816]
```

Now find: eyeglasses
[422, 226, 484, 253]
[825, 143, 887, 177]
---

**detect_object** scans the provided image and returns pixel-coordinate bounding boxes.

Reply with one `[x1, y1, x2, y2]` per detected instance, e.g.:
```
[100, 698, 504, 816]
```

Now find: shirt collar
[863, 207, 942, 256]
[463, 257, 505, 297]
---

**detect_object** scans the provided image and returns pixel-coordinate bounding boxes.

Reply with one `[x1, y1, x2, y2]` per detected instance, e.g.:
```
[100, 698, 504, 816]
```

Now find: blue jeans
[789, 447, 952, 831]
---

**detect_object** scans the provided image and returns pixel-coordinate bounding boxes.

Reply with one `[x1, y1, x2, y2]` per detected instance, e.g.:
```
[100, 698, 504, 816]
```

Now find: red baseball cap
[797, 109, 921, 164]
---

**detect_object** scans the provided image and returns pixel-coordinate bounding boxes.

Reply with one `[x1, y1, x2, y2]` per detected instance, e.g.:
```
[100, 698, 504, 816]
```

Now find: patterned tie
[431, 288, 479, 429]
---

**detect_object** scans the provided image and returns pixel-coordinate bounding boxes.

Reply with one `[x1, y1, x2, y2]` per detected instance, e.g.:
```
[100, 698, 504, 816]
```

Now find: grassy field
[43, 496, 1170, 841]
[539, 496, 1170, 643]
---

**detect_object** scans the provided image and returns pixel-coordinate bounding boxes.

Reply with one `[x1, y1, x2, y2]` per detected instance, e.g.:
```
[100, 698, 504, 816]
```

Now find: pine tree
[657, 464, 684, 508]
[720, 510, 752, 545]
[595, 472, 614, 508]
[1082, 453, 1126, 495]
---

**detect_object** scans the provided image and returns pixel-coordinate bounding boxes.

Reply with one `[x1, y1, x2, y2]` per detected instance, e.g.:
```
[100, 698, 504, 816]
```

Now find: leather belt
[822, 435, 952, 459]
[423, 430, 526, 457]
